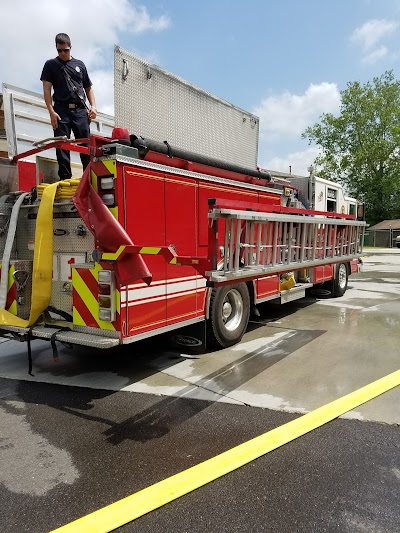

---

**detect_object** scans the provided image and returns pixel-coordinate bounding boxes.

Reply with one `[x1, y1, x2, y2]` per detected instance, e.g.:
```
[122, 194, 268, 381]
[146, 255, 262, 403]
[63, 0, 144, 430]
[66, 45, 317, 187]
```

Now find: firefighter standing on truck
[40, 32, 97, 180]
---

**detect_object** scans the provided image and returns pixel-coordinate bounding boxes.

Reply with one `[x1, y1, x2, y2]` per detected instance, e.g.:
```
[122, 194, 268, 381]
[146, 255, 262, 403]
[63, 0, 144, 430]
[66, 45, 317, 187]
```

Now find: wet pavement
[0, 247, 400, 532]
[0, 248, 399, 423]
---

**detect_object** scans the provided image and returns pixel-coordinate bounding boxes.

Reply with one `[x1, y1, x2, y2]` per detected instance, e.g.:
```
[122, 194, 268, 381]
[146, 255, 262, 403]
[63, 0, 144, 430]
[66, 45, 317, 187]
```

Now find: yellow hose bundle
[0, 181, 62, 326]
[37, 178, 80, 200]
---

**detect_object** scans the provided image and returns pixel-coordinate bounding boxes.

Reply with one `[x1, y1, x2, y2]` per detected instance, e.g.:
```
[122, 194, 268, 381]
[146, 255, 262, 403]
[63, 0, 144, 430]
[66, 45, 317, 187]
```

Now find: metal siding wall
[114, 47, 259, 169]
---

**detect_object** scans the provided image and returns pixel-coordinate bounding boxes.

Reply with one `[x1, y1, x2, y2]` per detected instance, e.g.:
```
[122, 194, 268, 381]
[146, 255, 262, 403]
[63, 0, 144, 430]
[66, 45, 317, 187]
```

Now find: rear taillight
[98, 270, 116, 322]
[99, 175, 116, 207]
[100, 176, 114, 190]
[101, 193, 115, 206]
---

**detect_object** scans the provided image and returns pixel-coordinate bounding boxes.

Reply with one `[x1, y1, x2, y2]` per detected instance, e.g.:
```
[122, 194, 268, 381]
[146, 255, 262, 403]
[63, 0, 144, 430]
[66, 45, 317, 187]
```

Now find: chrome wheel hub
[222, 290, 243, 331]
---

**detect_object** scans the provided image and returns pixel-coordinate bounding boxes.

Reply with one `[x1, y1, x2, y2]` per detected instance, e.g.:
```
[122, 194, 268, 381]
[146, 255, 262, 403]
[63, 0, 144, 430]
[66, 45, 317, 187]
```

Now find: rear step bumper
[0, 325, 120, 349]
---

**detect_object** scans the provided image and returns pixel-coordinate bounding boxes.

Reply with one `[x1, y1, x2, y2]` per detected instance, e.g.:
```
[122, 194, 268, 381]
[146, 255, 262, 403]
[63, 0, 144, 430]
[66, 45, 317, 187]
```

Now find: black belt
[55, 101, 85, 109]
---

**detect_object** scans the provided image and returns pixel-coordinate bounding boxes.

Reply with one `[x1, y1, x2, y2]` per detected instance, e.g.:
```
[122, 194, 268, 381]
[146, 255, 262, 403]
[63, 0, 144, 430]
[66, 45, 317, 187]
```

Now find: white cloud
[254, 82, 340, 138]
[260, 146, 321, 176]
[89, 70, 114, 116]
[362, 45, 388, 64]
[0, 0, 170, 113]
[351, 19, 398, 51]
[350, 19, 398, 64]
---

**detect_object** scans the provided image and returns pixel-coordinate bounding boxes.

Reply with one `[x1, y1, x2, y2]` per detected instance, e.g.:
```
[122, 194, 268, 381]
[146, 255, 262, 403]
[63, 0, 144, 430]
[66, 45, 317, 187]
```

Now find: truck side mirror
[357, 203, 365, 221]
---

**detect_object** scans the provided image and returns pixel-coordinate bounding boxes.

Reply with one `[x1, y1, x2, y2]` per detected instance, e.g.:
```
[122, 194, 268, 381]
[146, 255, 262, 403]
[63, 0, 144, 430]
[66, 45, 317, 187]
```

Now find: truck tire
[207, 283, 250, 348]
[332, 262, 348, 297]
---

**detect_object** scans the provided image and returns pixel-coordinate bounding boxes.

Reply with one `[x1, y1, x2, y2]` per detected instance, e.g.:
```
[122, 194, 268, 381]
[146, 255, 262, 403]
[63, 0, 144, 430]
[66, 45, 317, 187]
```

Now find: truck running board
[273, 283, 314, 304]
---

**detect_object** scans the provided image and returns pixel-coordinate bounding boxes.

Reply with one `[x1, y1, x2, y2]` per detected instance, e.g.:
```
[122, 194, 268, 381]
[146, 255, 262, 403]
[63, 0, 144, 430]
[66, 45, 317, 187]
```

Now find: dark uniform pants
[53, 104, 90, 180]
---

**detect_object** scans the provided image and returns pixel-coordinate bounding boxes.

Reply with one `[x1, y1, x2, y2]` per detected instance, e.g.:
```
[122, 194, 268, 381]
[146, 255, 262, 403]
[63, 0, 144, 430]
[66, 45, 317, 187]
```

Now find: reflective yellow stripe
[139, 247, 161, 254]
[72, 304, 86, 327]
[103, 160, 116, 174]
[101, 246, 125, 261]
[91, 169, 98, 193]
[115, 286, 120, 314]
[101, 161, 118, 220]
[101, 245, 177, 265]
[108, 207, 118, 219]
[71, 270, 86, 327]
[0, 182, 59, 327]
[8, 300, 17, 315]
[50, 368, 400, 533]
[72, 268, 115, 331]
[7, 265, 17, 315]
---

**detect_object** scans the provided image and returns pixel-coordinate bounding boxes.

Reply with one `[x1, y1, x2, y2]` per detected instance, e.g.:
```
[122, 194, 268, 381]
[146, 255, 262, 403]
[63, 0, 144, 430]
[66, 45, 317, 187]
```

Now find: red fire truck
[0, 49, 366, 359]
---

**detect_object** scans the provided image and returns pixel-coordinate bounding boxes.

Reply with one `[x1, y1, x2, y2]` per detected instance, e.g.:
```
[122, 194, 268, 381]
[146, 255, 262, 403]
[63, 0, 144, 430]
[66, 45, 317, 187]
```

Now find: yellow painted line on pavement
[50, 369, 400, 533]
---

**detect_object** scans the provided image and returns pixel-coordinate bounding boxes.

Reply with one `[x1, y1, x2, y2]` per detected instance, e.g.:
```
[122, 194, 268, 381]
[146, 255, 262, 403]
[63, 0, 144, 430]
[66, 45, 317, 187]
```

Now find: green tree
[302, 71, 400, 226]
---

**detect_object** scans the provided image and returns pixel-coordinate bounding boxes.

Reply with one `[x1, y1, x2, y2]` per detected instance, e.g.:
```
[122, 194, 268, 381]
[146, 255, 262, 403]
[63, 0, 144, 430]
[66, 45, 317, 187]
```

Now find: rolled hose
[131, 135, 272, 182]
[0, 181, 67, 327]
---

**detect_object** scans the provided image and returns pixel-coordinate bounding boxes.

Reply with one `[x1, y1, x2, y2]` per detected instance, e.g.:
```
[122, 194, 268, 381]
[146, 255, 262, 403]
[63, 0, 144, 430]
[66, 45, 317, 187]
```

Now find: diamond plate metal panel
[0, 324, 120, 348]
[280, 286, 307, 304]
[114, 46, 259, 169]
[0, 200, 13, 255]
[14, 202, 95, 315]
[11, 259, 32, 319]
[73, 324, 120, 338]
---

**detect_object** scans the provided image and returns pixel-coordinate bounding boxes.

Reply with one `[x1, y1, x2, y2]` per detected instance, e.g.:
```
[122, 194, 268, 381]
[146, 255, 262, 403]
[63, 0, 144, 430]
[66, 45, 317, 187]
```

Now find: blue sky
[1, 0, 400, 174]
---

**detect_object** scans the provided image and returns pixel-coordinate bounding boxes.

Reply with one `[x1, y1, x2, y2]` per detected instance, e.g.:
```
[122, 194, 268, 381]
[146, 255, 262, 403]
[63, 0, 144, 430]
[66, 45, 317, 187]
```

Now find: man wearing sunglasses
[40, 33, 97, 180]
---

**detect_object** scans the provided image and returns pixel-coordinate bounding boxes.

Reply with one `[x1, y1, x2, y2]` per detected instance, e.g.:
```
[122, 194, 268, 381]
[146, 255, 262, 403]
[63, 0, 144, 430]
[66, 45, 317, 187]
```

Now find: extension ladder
[207, 208, 366, 282]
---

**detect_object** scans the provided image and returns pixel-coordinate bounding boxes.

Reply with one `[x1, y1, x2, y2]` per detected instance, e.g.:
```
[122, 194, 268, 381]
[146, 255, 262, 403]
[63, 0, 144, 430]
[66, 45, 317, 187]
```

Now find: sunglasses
[57, 48, 70, 53]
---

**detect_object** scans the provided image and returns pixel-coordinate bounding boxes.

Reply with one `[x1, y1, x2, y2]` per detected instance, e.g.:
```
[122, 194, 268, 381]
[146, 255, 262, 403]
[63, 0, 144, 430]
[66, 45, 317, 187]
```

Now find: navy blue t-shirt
[40, 57, 92, 104]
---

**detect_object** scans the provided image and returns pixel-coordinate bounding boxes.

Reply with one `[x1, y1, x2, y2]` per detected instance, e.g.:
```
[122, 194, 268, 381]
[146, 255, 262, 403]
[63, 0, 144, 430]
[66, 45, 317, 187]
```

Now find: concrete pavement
[0, 248, 400, 532]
